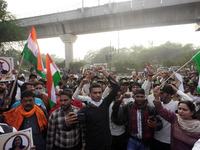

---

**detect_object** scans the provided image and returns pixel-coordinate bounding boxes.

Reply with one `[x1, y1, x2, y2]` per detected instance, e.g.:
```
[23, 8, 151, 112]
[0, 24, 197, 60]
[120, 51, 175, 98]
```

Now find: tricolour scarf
[3, 104, 47, 131]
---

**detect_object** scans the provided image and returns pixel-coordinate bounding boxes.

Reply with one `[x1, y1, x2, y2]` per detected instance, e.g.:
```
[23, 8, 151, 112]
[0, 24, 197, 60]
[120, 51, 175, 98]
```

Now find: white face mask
[194, 96, 200, 103]
[35, 90, 42, 96]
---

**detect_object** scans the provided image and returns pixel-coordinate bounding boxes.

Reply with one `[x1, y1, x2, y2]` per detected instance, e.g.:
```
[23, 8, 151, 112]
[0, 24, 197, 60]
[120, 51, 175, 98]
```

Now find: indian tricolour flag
[46, 54, 61, 107]
[193, 51, 200, 94]
[22, 26, 46, 78]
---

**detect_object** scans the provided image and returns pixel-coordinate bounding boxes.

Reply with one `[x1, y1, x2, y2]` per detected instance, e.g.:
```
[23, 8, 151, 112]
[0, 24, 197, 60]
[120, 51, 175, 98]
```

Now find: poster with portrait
[0, 128, 33, 150]
[0, 57, 15, 82]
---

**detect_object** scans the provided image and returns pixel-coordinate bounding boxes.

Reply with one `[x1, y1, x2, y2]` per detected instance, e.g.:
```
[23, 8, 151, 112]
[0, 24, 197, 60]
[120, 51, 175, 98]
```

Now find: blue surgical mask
[161, 97, 168, 103]
[35, 90, 42, 96]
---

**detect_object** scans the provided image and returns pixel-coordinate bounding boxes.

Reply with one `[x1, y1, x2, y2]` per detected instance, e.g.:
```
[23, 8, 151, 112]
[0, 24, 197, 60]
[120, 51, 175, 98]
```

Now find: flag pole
[7, 53, 25, 108]
[160, 57, 193, 87]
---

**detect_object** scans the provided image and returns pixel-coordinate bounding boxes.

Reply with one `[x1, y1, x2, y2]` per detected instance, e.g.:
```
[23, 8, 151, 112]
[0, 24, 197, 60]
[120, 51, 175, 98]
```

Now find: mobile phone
[149, 116, 155, 121]
[77, 113, 85, 121]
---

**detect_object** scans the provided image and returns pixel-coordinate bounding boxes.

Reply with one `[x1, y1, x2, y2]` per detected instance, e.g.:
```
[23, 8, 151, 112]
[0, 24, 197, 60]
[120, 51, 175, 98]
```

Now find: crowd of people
[0, 64, 200, 150]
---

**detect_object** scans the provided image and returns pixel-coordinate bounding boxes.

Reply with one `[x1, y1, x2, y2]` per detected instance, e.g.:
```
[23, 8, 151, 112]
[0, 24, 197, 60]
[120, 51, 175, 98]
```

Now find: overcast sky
[5, 0, 200, 60]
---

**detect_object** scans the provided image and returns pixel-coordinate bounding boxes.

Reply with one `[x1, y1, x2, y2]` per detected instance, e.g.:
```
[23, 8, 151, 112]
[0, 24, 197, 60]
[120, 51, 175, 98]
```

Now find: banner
[0, 128, 33, 150]
[0, 57, 15, 82]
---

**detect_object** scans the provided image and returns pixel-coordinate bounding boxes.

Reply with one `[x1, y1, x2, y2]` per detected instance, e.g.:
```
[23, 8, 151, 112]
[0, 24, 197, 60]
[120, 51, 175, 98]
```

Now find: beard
[61, 104, 71, 111]
[135, 100, 146, 105]
[0, 88, 5, 94]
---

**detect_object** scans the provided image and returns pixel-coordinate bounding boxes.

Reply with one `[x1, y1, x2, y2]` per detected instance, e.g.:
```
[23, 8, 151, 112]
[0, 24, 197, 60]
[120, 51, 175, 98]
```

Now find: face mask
[35, 90, 42, 96]
[44, 88, 47, 92]
[161, 97, 168, 103]
[194, 96, 200, 103]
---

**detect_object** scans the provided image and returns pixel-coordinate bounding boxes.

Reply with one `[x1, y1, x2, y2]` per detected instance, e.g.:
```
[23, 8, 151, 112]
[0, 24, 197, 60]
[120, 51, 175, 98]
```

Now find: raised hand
[86, 70, 94, 79]
[95, 66, 109, 77]
[95, 66, 106, 73]
[153, 86, 160, 100]
[145, 62, 154, 75]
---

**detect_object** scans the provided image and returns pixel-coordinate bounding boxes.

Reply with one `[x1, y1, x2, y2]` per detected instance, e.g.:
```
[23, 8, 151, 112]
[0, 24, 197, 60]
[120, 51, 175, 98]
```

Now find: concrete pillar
[60, 34, 77, 69]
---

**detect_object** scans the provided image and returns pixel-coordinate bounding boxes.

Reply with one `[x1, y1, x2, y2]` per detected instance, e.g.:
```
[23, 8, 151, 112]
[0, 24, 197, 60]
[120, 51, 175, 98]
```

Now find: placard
[0, 57, 15, 82]
[0, 128, 33, 150]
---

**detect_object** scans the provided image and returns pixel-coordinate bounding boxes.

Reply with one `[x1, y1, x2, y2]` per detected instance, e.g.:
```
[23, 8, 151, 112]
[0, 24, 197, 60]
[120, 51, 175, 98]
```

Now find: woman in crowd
[153, 86, 200, 150]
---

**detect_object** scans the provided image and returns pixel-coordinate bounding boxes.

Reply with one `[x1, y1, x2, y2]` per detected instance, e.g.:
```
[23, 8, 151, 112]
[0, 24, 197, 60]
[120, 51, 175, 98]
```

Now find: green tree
[69, 61, 86, 73]
[83, 41, 198, 73]
[0, 0, 25, 45]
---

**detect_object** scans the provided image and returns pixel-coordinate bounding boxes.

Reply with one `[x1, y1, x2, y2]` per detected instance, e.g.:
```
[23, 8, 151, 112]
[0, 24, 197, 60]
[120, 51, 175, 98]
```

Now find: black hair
[20, 82, 33, 93]
[178, 101, 197, 119]
[33, 81, 44, 87]
[133, 88, 145, 95]
[91, 75, 100, 81]
[60, 90, 72, 99]
[11, 135, 25, 149]
[132, 82, 142, 88]
[21, 90, 35, 99]
[89, 83, 102, 93]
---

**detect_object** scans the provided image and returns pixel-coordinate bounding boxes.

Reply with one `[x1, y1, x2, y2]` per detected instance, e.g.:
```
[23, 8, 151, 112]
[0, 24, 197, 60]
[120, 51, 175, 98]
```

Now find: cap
[97, 80, 105, 84]
[29, 73, 37, 79]
[153, 81, 161, 87]
[39, 78, 47, 84]
[91, 75, 100, 81]
[119, 77, 128, 81]
[18, 74, 25, 80]
[132, 82, 141, 88]
[62, 83, 73, 90]
[62, 75, 68, 80]
[187, 80, 195, 87]
[120, 79, 129, 85]
[160, 85, 174, 95]
[191, 74, 197, 78]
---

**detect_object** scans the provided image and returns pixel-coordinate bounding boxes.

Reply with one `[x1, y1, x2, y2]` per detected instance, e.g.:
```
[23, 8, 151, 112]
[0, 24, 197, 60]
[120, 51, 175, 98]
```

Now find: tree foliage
[69, 61, 86, 73]
[0, 0, 25, 44]
[84, 41, 199, 73]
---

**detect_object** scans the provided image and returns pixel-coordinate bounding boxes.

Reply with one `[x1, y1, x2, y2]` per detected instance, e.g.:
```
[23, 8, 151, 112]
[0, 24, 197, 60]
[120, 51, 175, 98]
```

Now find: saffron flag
[81, 67, 86, 75]
[22, 26, 46, 78]
[192, 51, 200, 94]
[46, 54, 61, 107]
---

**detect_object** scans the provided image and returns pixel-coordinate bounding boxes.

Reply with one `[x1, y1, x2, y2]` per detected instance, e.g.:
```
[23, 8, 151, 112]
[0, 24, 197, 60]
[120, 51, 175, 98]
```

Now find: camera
[77, 113, 85, 121]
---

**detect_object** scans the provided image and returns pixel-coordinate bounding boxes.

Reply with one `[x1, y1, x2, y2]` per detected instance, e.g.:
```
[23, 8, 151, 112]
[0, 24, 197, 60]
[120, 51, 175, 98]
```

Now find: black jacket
[111, 100, 163, 145]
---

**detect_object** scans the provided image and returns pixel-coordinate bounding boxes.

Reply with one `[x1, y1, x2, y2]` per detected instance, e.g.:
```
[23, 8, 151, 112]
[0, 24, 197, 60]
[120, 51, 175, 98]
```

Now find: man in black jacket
[79, 66, 119, 150]
[112, 88, 162, 150]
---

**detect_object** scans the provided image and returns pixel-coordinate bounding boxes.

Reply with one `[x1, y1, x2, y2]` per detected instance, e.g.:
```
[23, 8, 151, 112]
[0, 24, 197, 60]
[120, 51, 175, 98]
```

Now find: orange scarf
[3, 104, 47, 131]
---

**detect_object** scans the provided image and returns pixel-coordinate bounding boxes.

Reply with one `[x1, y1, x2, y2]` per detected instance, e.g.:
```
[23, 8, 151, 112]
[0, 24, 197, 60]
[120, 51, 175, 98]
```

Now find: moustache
[61, 104, 66, 107]
[0, 88, 5, 93]
[25, 105, 32, 108]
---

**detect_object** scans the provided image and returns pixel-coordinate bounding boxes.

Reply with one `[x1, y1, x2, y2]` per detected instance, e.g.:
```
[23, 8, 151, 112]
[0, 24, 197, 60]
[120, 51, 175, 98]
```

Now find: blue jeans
[127, 137, 150, 150]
